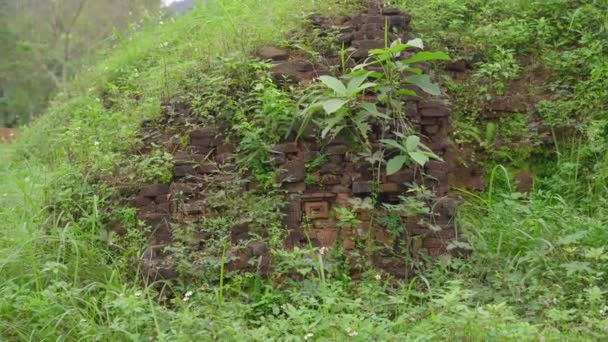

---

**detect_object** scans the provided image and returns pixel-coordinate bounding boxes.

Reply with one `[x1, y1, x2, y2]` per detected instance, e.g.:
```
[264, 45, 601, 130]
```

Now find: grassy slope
[1, 0, 608, 340]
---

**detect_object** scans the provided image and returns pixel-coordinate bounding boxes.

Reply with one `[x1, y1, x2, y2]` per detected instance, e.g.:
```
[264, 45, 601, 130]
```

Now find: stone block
[301, 192, 336, 201]
[198, 162, 219, 174]
[321, 175, 341, 185]
[433, 196, 457, 219]
[379, 183, 400, 193]
[320, 163, 343, 174]
[328, 154, 344, 164]
[256, 46, 289, 61]
[282, 198, 302, 230]
[190, 127, 216, 139]
[170, 182, 195, 196]
[310, 228, 338, 247]
[216, 143, 236, 155]
[137, 212, 169, 226]
[423, 237, 446, 248]
[248, 240, 268, 257]
[326, 144, 348, 155]
[180, 201, 205, 215]
[191, 136, 220, 148]
[387, 169, 415, 184]
[304, 201, 330, 219]
[424, 125, 440, 135]
[132, 196, 153, 208]
[277, 160, 306, 183]
[381, 8, 401, 15]
[352, 39, 385, 50]
[362, 15, 386, 25]
[387, 15, 409, 30]
[295, 61, 314, 72]
[272, 142, 299, 153]
[419, 100, 450, 118]
[173, 165, 196, 177]
[139, 184, 170, 198]
[173, 153, 203, 166]
[352, 181, 373, 195]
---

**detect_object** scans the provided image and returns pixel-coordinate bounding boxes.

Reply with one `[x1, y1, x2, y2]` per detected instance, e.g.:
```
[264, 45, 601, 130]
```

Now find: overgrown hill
[1, 0, 608, 340]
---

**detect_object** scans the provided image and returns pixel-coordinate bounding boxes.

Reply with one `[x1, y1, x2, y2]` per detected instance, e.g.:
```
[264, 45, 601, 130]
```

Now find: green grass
[2, 0, 608, 340]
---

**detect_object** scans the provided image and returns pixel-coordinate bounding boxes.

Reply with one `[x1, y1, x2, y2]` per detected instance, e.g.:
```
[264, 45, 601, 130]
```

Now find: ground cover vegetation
[1, 0, 608, 340]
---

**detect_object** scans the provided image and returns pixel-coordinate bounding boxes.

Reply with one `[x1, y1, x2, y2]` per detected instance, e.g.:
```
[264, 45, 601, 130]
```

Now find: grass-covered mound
[1, 0, 608, 340]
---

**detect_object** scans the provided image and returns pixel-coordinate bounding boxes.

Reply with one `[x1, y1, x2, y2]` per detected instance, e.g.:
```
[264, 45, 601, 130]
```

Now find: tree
[0, 0, 162, 126]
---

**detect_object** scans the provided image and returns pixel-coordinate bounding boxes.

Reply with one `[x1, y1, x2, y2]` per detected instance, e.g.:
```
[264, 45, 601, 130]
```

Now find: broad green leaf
[321, 114, 345, 139]
[359, 103, 390, 120]
[406, 38, 424, 49]
[354, 82, 377, 93]
[354, 120, 371, 141]
[319, 75, 347, 95]
[322, 99, 348, 114]
[386, 155, 407, 175]
[402, 51, 450, 64]
[562, 261, 593, 277]
[346, 72, 370, 93]
[403, 67, 423, 75]
[406, 74, 442, 96]
[409, 151, 429, 166]
[405, 135, 420, 152]
[557, 231, 588, 245]
[396, 89, 419, 97]
[380, 139, 408, 153]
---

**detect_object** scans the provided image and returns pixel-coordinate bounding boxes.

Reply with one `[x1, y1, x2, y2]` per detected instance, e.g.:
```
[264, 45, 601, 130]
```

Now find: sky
[162, 0, 178, 6]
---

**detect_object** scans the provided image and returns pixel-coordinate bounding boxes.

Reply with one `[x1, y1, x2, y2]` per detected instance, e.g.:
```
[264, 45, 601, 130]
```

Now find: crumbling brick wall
[133, 5, 458, 281]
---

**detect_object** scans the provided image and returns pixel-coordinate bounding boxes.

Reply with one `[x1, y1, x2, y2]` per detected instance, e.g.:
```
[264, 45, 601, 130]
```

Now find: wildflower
[183, 290, 193, 302]
[346, 327, 358, 337]
[317, 247, 327, 256]
[134, 290, 142, 297]
[375, 273, 381, 281]
[304, 333, 314, 340]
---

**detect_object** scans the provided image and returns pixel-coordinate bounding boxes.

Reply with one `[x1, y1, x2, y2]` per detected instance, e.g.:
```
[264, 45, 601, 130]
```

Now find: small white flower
[375, 274, 381, 281]
[134, 291, 142, 297]
[317, 247, 327, 256]
[304, 333, 314, 340]
[94, 141, 100, 146]
[347, 328, 358, 337]
[183, 290, 193, 302]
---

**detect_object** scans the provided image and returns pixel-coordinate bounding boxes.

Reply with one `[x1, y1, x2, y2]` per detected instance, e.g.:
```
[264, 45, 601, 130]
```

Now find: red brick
[139, 184, 170, 198]
[419, 100, 450, 118]
[272, 142, 299, 153]
[423, 237, 446, 248]
[310, 229, 338, 247]
[352, 181, 373, 195]
[190, 127, 217, 139]
[304, 201, 330, 219]
[379, 183, 400, 193]
[132, 196, 153, 208]
[352, 39, 385, 50]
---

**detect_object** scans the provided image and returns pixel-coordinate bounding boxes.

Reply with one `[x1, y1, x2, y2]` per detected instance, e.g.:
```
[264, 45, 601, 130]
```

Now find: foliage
[2, 0, 608, 340]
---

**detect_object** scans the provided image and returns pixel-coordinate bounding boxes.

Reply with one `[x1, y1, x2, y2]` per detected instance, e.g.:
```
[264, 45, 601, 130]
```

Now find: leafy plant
[381, 132, 441, 175]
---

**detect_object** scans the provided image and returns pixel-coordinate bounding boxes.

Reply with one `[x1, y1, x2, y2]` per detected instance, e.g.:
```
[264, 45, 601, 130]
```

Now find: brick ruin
[133, 3, 460, 281]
